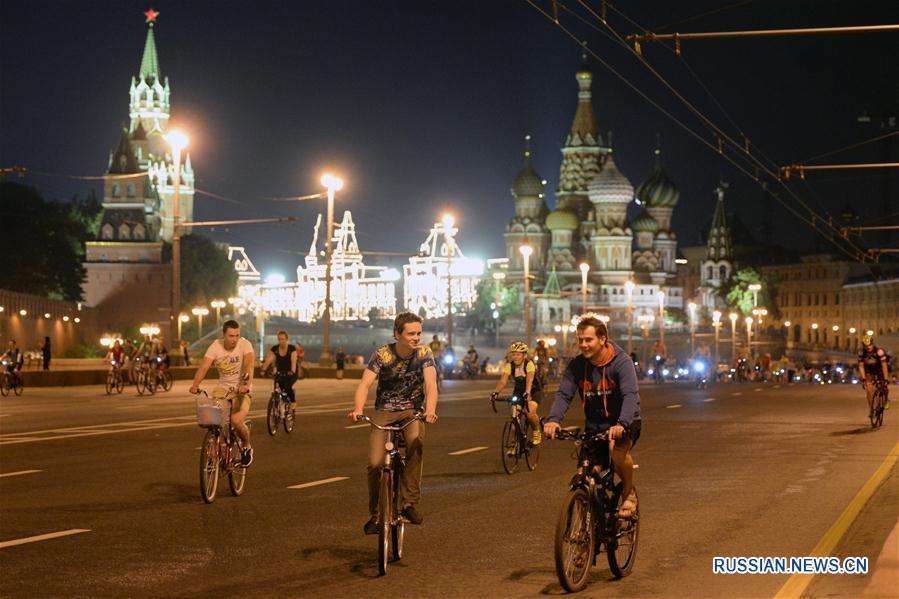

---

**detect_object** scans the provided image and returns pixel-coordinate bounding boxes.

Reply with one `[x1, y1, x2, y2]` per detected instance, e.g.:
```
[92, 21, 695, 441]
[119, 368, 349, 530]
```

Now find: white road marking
[666, 404, 682, 409]
[773, 384, 781, 389]
[0, 469, 42, 478]
[115, 405, 153, 410]
[754, 388, 763, 392]
[0, 529, 90, 549]
[288, 476, 349, 490]
[703, 398, 716, 403]
[344, 423, 369, 429]
[448, 446, 488, 456]
[732, 392, 743, 396]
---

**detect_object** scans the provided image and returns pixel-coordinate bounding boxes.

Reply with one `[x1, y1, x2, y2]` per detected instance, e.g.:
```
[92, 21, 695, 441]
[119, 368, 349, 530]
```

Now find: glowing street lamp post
[688, 301, 697, 356]
[177, 313, 189, 341]
[729, 312, 738, 363]
[746, 317, 754, 362]
[625, 280, 635, 356]
[164, 129, 189, 333]
[320, 173, 344, 366]
[493, 271, 505, 347]
[657, 290, 666, 344]
[712, 310, 722, 366]
[748, 283, 762, 310]
[210, 299, 226, 323]
[579, 263, 589, 315]
[444, 215, 456, 350]
[192, 307, 209, 339]
[520, 245, 533, 347]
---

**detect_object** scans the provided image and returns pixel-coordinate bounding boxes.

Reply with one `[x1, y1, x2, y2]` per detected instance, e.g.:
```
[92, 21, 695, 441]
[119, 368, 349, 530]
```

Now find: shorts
[213, 386, 252, 416]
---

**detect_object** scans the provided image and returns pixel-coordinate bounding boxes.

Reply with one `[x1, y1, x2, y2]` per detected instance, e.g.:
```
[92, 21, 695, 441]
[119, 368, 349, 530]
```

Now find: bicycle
[870, 379, 888, 429]
[491, 394, 540, 474]
[266, 375, 295, 436]
[151, 356, 173, 392]
[0, 361, 24, 397]
[195, 389, 250, 503]
[552, 428, 639, 592]
[355, 411, 423, 576]
[134, 357, 155, 396]
[105, 361, 125, 395]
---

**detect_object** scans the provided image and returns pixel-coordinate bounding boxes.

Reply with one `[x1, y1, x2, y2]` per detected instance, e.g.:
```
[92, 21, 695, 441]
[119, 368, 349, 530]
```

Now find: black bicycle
[870, 379, 888, 429]
[552, 428, 639, 593]
[491, 395, 540, 474]
[152, 356, 173, 392]
[356, 411, 423, 576]
[105, 361, 125, 395]
[266, 376, 295, 436]
[0, 361, 24, 397]
[195, 389, 249, 503]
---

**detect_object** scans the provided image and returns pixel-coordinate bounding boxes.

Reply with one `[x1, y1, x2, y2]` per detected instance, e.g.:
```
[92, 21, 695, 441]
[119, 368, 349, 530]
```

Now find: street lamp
[177, 313, 189, 340]
[639, 313, 654, 365]
[210, 299, 226, 323]
[164, 128, 189, 329]
[520, 245, 533, 347]
[729, 312, 738, 363]
[625, 280, 635, 356]
[712, 310, 722, 366]
[579, 263, 589, 315]
[444, 214, 456, 350]
[688, 301, 697, 355]
[745, 316, 754, 361]
[656, 290, 666, 344]
[748, 283, 762, 309]
[811, 322, 819, 346]
[319, 172, 344, 365]
[192, 307, 209, 338]
[492, 271, 506, 348]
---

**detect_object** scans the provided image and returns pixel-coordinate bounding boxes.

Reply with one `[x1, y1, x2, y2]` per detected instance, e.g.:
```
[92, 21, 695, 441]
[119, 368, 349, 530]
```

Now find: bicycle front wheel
[162, 371, 173, 392]
[228, 439, 247, 496]
[284, 403, 295, 434]
[199, 430, 220, 503]
[266, 396, 278, 436]
[0, 376, 8, 396]
[378, 469, 391, 575]
[607, 486, 639, 578]
[105, 372, 114, 395]
[391, 466, 404, 561]
[525, 419, 540, 471]
[13, 377, 23, 396]
[135, 373, 145, 395]
[116, 372, 125, 393]
[871, 389, 885, 429]
[554, 487, 594, 593]
[501, 420, 520, 475]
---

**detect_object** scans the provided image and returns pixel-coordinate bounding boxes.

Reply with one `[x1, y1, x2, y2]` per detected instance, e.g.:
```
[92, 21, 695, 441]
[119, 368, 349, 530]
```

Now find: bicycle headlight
[443, 355, 453, 364]
[385, 441, 395, 452]
[693, 362, 706, 373]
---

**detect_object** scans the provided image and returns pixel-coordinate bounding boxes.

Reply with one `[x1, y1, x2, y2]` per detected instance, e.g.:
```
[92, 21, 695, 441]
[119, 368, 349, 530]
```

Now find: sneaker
[241, 447, 254, 467]
[885, 399, 891, 410]
[363, 516, 379, 535]
[401, 504, 423, 525]
[531, 429, 542, 445]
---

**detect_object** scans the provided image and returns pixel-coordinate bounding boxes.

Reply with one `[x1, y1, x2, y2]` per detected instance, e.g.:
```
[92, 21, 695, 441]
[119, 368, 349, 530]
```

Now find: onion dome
[546, 207, 579, 231]
[511, 135, 544, 197]
[636, 151, 680, 208]
[588, 155, 634, 204]
[631, 208, 658, 233]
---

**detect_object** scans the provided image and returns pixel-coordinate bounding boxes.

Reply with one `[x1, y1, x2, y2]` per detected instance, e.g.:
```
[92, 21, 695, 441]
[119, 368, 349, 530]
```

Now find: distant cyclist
[261, 330, 298, 404]
[3, 340, 24, 379]
[858, 335, 890, 416]
[190, 320, 256, 467]
[491, 341, 542, 445]
[533, 339, 550, 386]
[105, 340, 126, 371]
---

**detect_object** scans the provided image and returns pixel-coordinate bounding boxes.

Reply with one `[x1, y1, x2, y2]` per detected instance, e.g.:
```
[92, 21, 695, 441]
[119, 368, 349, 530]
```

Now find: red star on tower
[144, 8, 160, 24]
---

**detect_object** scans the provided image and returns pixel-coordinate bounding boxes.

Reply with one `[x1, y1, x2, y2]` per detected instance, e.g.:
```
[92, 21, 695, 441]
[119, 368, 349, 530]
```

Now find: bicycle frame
[561, 430, 619, 553]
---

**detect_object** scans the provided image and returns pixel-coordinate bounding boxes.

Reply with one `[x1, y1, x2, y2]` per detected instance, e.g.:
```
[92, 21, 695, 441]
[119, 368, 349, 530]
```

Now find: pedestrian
[41, 336, 51, 370]
[335, 346, 347, 380]
[294, 340, 305, 378]
[181, 339, 191, 367]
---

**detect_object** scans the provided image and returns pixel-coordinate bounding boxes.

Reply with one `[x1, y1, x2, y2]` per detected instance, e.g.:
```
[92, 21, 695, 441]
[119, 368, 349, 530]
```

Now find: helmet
[862, 335, 873, 347]
[509, 341, 528, 353]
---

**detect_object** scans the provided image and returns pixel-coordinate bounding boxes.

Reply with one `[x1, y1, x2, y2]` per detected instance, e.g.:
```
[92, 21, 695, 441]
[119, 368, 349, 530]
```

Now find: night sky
[2, 1, 896, 279]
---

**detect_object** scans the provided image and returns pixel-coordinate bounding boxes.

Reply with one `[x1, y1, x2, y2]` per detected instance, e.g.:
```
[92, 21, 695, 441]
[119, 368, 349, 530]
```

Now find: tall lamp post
[746, 316, 754, 362]
[164, 129, 189, 334]
[443, 214, 456, 350]
[177, 313, 189, 341]
[492, 271, 505, 347]
[520, 245, 533, 347]
[656, 290, 666, 344]
[192, 306, 209, 339]
[210, 299, 226, 324]
[748, 283, 762, 311]
[579, 263, 589, 315]
[729, 312, 738, 362]
[319, 173, 344, 365]
[712, 310, 722, 366]
[625, 280, 635, 356]
[688, 301, 697, 356]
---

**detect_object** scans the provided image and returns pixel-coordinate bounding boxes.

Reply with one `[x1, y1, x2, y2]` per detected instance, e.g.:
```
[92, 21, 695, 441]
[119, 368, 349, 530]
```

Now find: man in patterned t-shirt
[349, 312, 438, 535]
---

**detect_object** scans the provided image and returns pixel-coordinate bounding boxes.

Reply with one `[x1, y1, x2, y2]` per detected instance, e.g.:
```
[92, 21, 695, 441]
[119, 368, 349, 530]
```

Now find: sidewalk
[863, 520, 899, 598]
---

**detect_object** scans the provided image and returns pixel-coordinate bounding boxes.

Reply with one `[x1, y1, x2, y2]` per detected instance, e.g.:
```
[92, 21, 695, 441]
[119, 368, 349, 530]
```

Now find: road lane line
[775, 441, 899, 599]
[754, 388, 763, 392]
[448, 446, 488, 456]
[666, 404, 682, 409]
[732, 392, 743, 396]
[773, 384, 781, 389]
[0, 529, 90, 549]
[0, 469, 42, 478]
[703, 398, 716, 403]
[288, 476, 349, 490]
[344, 423, 369, 429]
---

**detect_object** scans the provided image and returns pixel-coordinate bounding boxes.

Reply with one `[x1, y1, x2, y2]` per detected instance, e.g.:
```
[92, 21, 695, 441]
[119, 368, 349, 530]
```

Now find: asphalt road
[1, 376, 896, 598]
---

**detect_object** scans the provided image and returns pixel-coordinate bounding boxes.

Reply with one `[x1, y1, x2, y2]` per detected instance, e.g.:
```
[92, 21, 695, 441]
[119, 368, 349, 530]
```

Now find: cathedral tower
[505, 135, 550, 272]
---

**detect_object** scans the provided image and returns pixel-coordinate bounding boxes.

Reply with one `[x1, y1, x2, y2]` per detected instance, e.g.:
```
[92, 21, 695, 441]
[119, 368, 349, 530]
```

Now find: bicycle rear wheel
[0, 376, 8, 396]
[525, 418, 540, 471]
[284, 402, 295, 434]
[199, 430, 220, 503]
[378, 470, 391, 575]
[135, 372, 146, 395]
[115, 372, 125, 394]
[501, 420, 520, 475]
[607, 485, 639, 578]
[162, 371, 173, 392]
[554, 487, 594, 592]
[145, 372, 156, 395]
[228, 438, 247, 496]
[266, 395, 278, 436]
[13, 377, 23, 396]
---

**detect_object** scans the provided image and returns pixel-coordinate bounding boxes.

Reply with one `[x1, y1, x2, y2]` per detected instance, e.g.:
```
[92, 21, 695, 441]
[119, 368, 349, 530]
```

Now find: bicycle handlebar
[355, 412, 424, 431]
[552, 428, 610, 443]
[490, 394, 527, 414]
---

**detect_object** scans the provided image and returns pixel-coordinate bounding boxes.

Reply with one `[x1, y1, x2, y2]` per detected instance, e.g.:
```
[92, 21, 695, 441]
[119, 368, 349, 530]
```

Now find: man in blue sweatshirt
[544, 316, 642, 517]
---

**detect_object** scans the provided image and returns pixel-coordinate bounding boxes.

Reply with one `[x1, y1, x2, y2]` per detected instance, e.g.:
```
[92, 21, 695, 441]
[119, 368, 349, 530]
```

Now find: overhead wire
[797, 130, 899, 164]
[652, 0, 758, 33]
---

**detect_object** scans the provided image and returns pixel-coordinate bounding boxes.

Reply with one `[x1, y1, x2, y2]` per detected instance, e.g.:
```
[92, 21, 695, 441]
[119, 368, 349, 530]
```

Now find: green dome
[546, 207, 579, 231]
[631, 208, 658, 233]
[512, 163, 543, 197]
[636, 161, 680, 208]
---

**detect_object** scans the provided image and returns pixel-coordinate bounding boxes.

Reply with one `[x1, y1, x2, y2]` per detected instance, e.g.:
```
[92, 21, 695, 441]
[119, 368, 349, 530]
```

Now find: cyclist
[335, 346, 347, 380]
[429, 335, 444, 379]
[544, 316, 642, 519]
[650, 338, 667, 383]
[261, 330, 297, 404]
[105, 340, 126, 372]
[123, 338, 137, 383]
[858, 335, 890, 416]
[349, 312, 438, 534]
[3, 340, 24, 383]
[151, 334, 170, 380]
[533, 339, 550, 387]
[491, 341, 542, 445]
[189, 320, 256, 467]
[690, 342, 711, 384]
[465, 345, 479, 378]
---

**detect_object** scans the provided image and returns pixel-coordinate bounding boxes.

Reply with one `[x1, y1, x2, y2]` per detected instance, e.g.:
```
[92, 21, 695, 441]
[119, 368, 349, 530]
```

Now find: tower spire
[140, 9, 162, 83]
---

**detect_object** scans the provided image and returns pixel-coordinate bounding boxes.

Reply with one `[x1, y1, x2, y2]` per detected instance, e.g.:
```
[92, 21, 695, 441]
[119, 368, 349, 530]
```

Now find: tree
[163, 235, 238, 306]
[0, 182, 99, 301]
[717, 267, 780, 318]
[465, 278, 520, 334]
